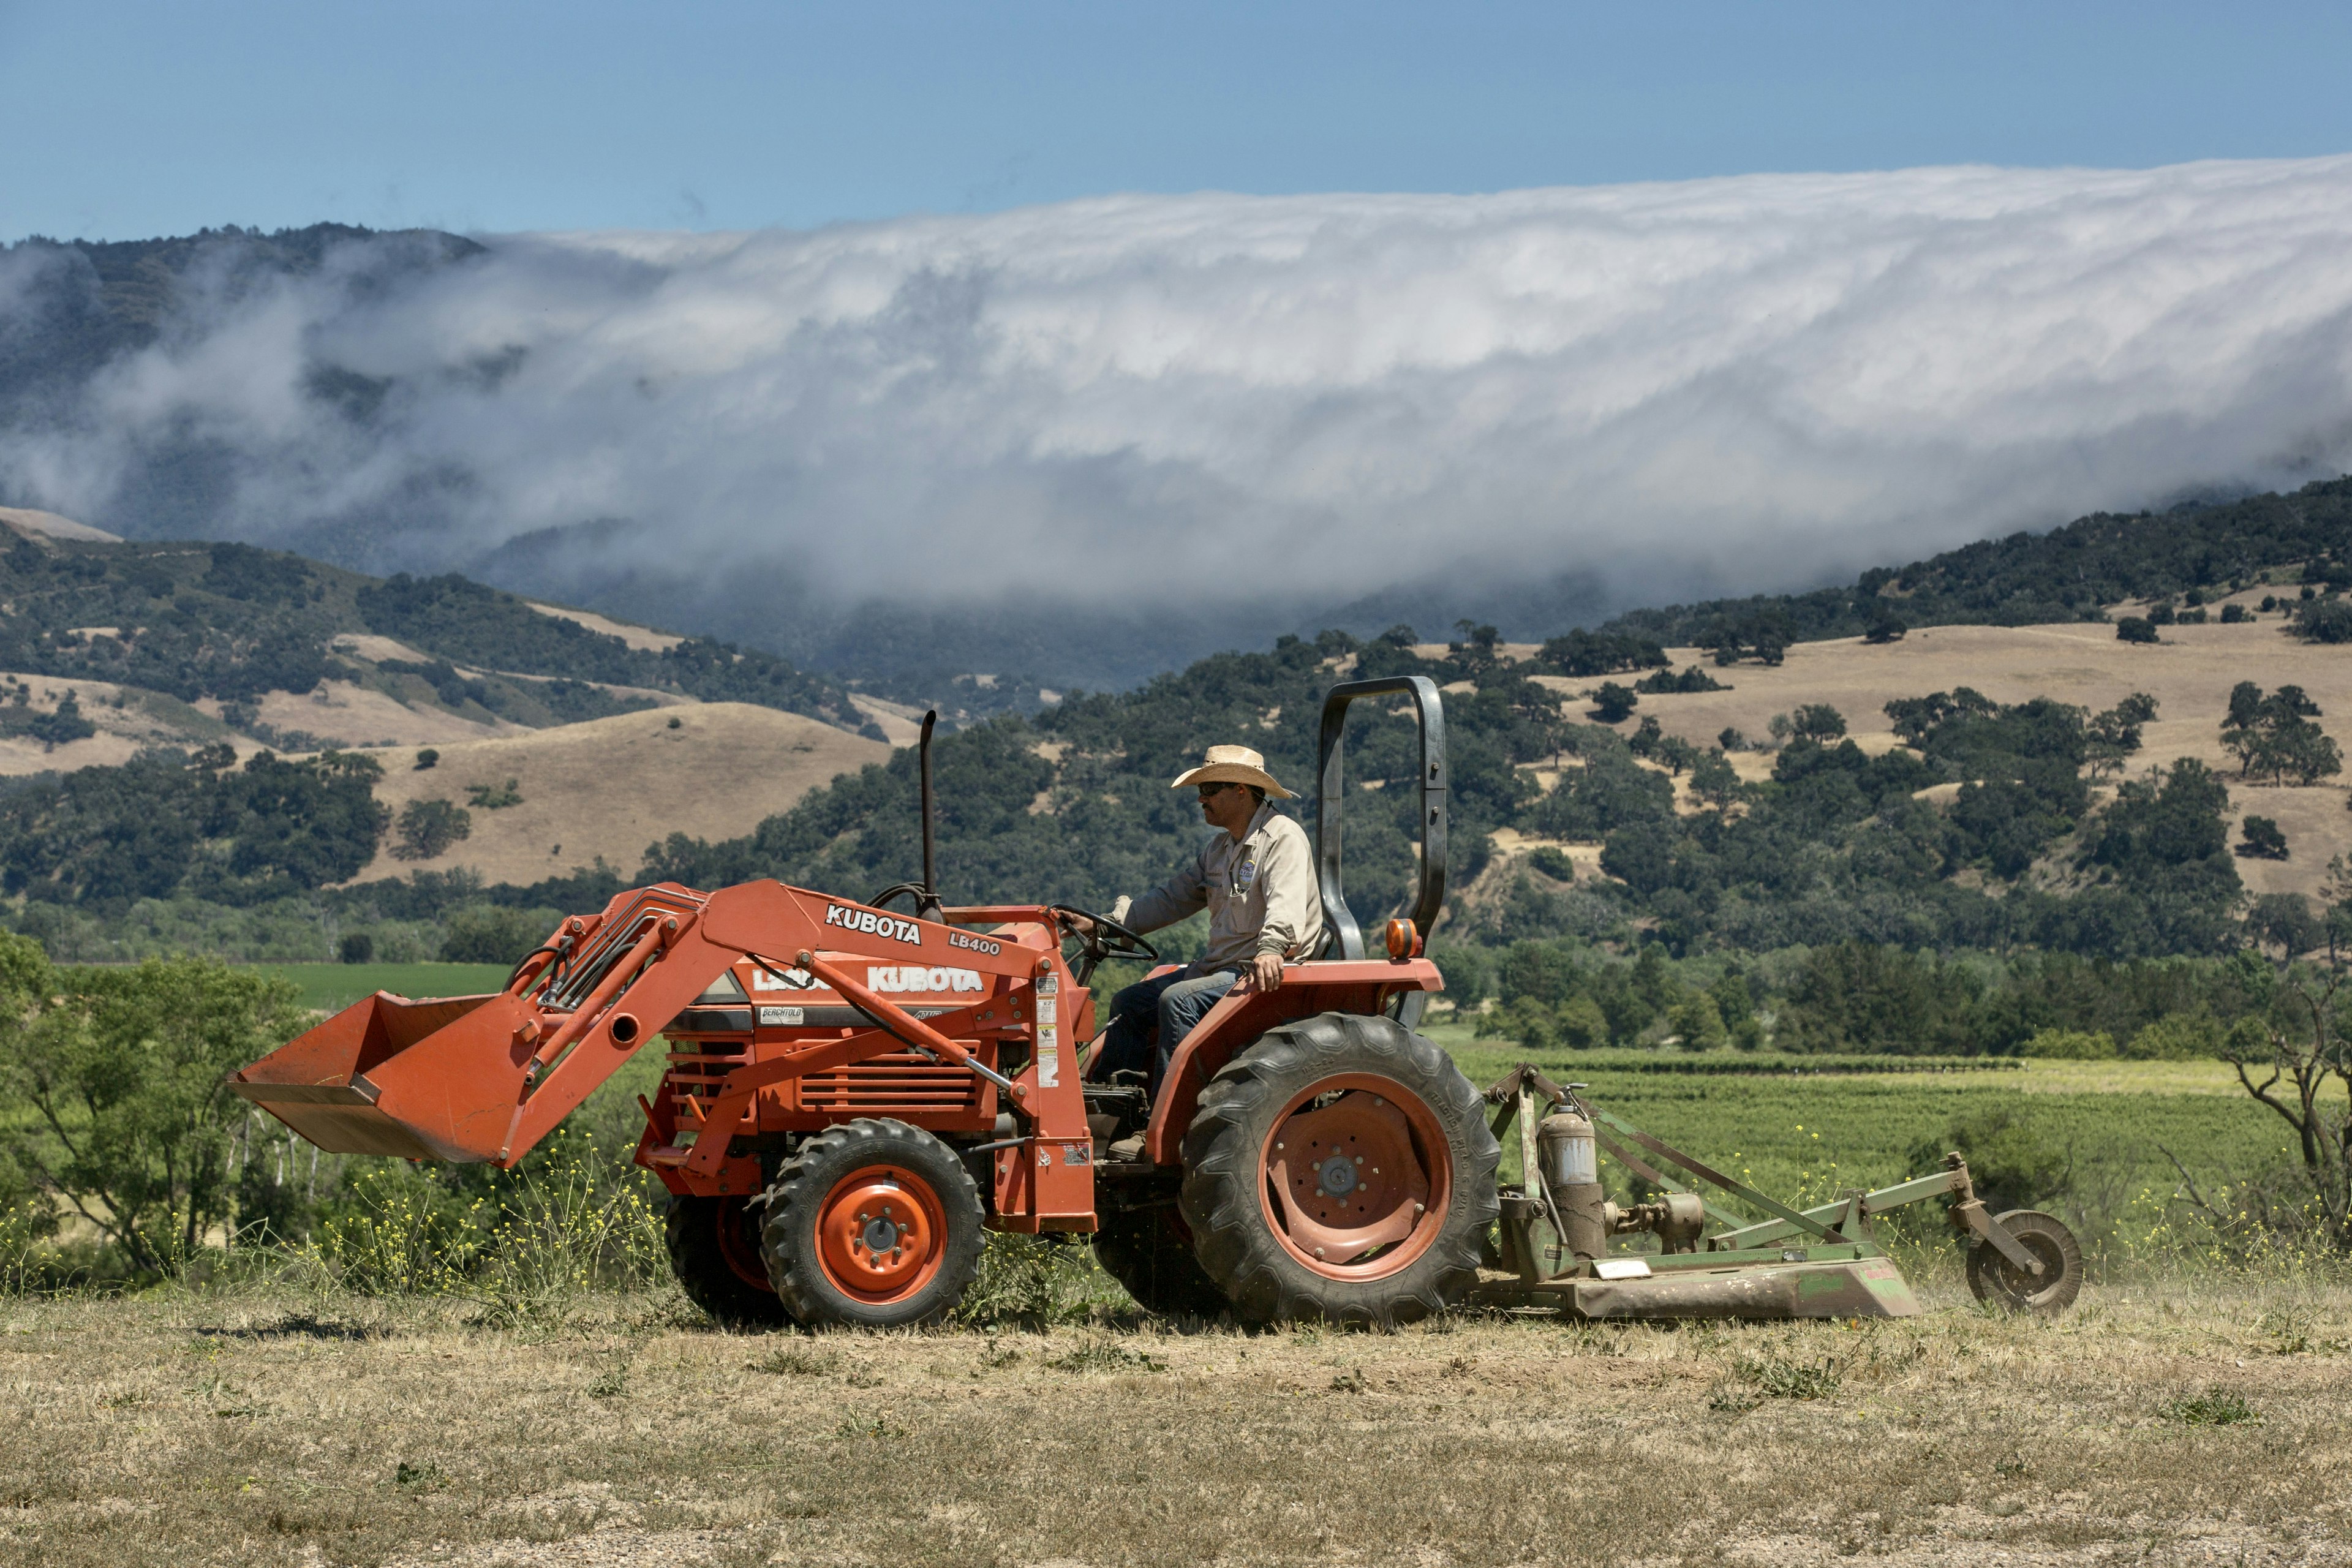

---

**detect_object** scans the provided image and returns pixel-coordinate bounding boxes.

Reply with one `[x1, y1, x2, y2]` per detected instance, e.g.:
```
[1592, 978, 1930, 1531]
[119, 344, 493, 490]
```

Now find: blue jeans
[1093, 967, 1239, 1096]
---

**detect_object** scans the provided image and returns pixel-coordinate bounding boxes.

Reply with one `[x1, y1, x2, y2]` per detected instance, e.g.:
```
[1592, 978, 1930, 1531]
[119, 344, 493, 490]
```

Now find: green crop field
[247, 961, 513, 1015]
[1431, 1023, 2296, 1246]
[214, 971, 2300, 1259]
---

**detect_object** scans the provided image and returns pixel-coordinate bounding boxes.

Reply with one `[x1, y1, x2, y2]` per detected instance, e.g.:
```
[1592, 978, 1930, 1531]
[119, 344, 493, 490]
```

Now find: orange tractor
[234, 679, 1502, 1329]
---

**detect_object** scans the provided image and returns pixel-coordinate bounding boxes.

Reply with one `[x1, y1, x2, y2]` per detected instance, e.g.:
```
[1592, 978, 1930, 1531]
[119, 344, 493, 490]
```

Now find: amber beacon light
[1384, 918, 1420, 962]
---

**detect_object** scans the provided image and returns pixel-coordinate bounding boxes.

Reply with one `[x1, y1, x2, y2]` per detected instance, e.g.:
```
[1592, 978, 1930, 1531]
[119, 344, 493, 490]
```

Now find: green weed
[756, 1343, 841, 1377]
[1730, 1351, 1844, 1400]
[1045, 1336, 1167, 1374]
[2160, 1388, 2260, 1426]
[392, 1460, 448, 1492]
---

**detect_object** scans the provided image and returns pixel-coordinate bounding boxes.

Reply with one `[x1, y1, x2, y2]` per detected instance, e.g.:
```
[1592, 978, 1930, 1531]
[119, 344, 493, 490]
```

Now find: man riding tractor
[1075, 744, 1325, 1106]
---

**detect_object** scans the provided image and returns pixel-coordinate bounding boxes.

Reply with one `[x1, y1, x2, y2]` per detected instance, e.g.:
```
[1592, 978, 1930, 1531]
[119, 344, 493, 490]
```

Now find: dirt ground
[4, 1273, 2349, 1567]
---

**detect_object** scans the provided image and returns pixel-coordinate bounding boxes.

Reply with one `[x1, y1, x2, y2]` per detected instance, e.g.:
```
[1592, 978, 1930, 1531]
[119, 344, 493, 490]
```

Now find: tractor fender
[1144, 959, 1445, 1166]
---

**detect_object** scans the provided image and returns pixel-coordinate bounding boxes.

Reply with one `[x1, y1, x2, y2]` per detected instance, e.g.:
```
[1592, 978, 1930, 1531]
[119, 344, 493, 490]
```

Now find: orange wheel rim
[814, 1166, 948, 1303]
[713, 1197, 771, 1292]
[1257, 1072, 1452, 1281]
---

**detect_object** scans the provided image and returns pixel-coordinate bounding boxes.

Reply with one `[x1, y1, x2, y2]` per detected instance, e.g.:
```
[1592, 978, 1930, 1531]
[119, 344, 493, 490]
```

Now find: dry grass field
[3, 1273, 2349, 1568]
[345, 704, 889, 885]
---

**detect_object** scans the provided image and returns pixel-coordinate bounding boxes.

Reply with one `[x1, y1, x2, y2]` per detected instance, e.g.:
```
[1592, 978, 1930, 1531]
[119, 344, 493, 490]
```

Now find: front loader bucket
[230, 989, 537, 1163]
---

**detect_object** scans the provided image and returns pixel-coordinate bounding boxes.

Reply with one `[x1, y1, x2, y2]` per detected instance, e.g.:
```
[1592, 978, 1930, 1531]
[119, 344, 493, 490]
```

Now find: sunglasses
[1195, 782, 1238, 798]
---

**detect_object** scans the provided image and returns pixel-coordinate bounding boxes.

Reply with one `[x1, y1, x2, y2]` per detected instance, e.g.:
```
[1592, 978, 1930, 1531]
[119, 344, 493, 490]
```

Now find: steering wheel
[1047, 903, 1159, 986]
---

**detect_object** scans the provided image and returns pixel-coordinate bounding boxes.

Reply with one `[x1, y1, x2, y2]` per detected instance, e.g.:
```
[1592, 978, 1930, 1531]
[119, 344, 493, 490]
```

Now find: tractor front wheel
[1180, 1011, 1499, 1327]
[761, 1118, 985, 1329]
[665, 1194, 794, 1327]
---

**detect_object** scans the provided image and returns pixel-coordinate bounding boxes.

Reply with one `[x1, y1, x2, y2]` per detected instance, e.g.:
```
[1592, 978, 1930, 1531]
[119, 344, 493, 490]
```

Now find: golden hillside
[1525, 587, 2352, 903]
[346, 703, 888, 885]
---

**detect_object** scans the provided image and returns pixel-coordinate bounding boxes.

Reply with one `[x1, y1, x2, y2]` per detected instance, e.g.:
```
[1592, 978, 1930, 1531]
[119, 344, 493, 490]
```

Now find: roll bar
[1314, 675, 1447, 960]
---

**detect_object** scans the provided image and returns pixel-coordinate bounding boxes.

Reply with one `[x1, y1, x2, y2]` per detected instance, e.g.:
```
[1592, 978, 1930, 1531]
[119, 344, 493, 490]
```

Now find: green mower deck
[1472, 1063, 2079, 1321]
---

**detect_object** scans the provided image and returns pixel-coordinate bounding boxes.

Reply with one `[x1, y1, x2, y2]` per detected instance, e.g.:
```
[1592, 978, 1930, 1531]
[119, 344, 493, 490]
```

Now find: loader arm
[232, 879, 1068, 1169]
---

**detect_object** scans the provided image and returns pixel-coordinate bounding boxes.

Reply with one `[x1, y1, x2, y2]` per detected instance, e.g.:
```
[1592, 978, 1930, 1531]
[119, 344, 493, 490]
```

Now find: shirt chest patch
[1232, 858, 1258, 890]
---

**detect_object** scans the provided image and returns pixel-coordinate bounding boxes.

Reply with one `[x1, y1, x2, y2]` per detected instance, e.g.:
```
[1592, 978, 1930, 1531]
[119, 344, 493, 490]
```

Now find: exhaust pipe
[917, 709, 943, 922]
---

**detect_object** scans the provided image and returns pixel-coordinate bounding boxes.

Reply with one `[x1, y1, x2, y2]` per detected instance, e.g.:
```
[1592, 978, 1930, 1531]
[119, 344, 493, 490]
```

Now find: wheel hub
[1264, 1084, 1440, 1275]
[816, 1174, 938, 1296]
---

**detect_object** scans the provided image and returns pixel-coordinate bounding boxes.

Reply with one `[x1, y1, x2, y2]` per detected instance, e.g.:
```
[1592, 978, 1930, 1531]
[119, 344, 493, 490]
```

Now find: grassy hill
[347, 703, 886, 885]
[1, 473, 2350, 989]
[1591, 475, 2352, 650]
[0, 518, 876, 745]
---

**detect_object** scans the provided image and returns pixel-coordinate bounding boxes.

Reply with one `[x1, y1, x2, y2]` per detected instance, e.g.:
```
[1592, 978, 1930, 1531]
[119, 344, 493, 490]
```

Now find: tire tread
[1178, 1012, 1498, 1327]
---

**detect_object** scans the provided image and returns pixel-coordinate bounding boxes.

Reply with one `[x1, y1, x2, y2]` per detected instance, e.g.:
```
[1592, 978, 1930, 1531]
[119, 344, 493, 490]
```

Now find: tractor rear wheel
[1092, 1203, 1229, 1320]
[665, 1194, 793, 1327]
[760, 1118, 985, 1329]
[1180, 1011, 1499, 1327]
[1966, 1208, 2082, 1314]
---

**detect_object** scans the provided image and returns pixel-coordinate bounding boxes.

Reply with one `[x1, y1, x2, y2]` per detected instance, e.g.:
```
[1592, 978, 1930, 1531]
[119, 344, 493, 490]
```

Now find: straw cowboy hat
[1170, 744, 1297, 800]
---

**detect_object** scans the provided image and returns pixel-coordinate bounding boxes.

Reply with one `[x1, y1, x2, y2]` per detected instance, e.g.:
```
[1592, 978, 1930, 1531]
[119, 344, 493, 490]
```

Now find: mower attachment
[1470, 1063, 2081, 1319]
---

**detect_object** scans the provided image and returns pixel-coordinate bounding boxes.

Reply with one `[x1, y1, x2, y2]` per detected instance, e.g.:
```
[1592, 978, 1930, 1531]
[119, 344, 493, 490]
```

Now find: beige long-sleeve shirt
[1116, 801, 1326, 970]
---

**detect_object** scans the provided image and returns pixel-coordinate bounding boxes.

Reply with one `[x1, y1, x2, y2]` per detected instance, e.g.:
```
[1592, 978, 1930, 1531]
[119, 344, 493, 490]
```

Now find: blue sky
[6, 2, 2352, 241]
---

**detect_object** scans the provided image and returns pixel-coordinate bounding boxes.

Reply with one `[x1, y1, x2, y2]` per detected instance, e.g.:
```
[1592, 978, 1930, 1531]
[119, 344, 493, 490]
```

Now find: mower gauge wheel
[1965, 1208, 2082, 1314]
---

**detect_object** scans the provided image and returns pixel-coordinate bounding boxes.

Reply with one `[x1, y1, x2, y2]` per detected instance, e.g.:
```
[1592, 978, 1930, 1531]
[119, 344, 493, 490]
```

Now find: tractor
[235, 677, 2081, 1327]
[237, 678, 1503, 1329]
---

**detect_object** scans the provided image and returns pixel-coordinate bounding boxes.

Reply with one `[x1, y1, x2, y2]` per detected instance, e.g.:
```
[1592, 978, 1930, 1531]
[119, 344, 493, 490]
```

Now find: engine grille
[798, 1049, 985, 1112]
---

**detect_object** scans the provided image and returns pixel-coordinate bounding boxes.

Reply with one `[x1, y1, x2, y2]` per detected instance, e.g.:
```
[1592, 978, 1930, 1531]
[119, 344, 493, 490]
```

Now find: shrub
[413, 748, 439, 771]
[2221, 603, 2253, 624]
[0, 948, 309, 1276]
[2116, 617, 2158, 644]
[1916, 1106, 2071, 1213]
[392, 798, 472, 861]
[2294, 599, 2352, 644]
[440, 905, 549, 965]
[2020, 1027, 2118, 1059]
[1790, 704, 1847, 743]
[1668, 992, 1728, 1050]
[1555, 993, 1610, 1050]
[1526, 846, 1575, 880]
[1689, 749, 1743, 810]
[338, 932, 374, 964]
[2124, 1012, 2222, 1060]
[1635, 665, 1727, 695]
[466, 778, 524, 810]
[2237, 816, 2289, 860]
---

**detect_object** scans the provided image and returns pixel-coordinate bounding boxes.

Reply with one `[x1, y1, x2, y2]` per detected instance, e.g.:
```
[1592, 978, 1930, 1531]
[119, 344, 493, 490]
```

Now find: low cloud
[10, 156, 2352, 633]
